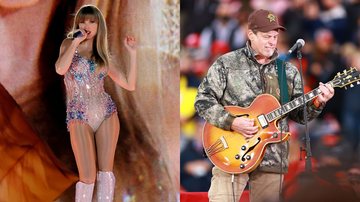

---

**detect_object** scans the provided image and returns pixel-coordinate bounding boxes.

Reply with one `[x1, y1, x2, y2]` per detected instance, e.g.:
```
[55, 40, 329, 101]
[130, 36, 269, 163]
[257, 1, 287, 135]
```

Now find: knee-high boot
[96, 171, 115, 201]
[75, 181, 94, 202]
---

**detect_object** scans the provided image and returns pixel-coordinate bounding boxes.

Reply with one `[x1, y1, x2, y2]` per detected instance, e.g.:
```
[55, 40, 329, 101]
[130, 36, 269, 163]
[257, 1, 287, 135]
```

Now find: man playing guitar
[195, 9, 335, 202]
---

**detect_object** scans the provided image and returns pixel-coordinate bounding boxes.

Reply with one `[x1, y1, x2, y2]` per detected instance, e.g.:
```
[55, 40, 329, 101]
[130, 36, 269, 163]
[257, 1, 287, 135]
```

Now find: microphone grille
[297, 39, 305, 46]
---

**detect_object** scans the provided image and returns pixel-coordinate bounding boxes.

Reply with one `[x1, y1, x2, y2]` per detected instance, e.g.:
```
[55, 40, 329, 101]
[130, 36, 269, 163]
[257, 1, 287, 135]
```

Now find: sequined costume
[64, 50, 117, 131]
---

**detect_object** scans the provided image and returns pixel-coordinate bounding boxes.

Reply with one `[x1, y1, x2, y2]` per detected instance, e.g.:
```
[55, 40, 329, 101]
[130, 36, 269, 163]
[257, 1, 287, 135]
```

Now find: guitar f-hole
[236, 114, 249, 118]
[241, 137, 261, 162]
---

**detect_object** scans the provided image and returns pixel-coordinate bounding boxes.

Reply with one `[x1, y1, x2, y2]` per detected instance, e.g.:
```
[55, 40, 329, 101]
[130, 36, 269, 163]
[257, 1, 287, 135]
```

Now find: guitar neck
[264, 67, 360, 122]
[265, 81, 333, 122]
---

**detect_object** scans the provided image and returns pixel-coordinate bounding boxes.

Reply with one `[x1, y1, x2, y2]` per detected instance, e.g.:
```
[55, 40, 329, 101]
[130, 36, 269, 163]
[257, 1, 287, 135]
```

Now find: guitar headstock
[331, 67, 360, 89]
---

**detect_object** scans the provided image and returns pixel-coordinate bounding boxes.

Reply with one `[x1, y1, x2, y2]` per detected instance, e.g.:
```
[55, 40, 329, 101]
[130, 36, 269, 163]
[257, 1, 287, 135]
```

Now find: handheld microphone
[73, 30, 83, 38]
[288, 39, 305, 54]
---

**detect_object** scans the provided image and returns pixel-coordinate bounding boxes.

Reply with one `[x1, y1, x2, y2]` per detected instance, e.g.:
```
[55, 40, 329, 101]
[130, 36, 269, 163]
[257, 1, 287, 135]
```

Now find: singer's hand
[73, 29, 87, 43]
[124, 36, 137, 54]
[231, 117, 258, 138]
[317, 82, 334, 105]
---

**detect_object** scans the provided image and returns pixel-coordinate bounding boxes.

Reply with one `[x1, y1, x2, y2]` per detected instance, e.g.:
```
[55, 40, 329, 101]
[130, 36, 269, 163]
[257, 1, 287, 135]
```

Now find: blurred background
[0, 0, 179, 201]
[180, 0, 360, 200]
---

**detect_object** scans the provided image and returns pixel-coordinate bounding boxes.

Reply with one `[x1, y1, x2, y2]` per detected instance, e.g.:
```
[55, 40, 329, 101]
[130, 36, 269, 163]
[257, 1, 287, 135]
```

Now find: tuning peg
[345, 86, 348, 90]
[350, 84, 354, 88]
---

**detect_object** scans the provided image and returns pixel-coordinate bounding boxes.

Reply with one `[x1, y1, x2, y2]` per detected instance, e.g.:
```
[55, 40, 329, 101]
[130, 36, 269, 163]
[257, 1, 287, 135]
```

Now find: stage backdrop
[0, 0, 179, 201]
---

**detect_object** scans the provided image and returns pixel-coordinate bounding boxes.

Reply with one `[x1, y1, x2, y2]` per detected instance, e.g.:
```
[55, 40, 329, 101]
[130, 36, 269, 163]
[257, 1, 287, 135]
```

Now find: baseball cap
[248, 9, 286, 32]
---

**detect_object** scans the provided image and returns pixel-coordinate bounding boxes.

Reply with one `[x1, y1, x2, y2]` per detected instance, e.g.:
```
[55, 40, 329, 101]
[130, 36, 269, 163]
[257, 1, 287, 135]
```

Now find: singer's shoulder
[58, 38, 74, 53]
[217, 48, 244, 60]
[61, 38, 73, 45]
[283, 60, 301, 75]
[59, 38, 74, 48]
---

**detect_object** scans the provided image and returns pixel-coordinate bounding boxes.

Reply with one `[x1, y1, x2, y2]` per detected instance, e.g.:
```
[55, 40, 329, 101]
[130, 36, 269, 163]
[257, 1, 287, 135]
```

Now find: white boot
[96, 171, 116, 201]
[75, 181, 94, 202]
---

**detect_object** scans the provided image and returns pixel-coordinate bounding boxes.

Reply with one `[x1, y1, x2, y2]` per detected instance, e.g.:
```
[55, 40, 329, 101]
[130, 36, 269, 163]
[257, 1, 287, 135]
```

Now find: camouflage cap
[248, 9, 286, 32]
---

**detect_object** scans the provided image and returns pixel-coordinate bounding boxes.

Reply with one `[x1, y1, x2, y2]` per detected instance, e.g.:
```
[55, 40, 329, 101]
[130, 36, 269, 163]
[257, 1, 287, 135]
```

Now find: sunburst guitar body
[203, 94, 290, 174]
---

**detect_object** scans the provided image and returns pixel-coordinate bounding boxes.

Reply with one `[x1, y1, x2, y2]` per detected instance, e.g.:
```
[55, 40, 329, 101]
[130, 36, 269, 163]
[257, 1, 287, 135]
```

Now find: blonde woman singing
[55, 4, 137, 201]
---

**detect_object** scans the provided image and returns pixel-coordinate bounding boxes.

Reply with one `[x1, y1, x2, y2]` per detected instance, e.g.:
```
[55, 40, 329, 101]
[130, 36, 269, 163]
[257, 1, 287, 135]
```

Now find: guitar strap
[276, 58, 288, 201]
[276, 58, 289, 104]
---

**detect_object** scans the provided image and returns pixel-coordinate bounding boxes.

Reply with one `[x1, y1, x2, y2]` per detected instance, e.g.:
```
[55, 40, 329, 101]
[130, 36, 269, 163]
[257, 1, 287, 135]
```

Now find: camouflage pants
[208, 166, 284, 202]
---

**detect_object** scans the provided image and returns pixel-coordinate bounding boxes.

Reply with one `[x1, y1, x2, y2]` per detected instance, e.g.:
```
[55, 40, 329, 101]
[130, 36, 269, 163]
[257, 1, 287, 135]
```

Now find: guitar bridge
[205, 136, 228, 157]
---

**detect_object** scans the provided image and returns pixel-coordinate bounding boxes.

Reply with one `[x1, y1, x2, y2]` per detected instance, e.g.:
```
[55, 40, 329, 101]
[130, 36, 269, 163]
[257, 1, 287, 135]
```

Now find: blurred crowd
[180, 0, 360, 199]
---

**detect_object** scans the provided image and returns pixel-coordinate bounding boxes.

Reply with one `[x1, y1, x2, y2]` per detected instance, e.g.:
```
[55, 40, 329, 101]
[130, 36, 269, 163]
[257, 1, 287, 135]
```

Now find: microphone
[73, 30, 83, 38]
[288, 39, 305, 54]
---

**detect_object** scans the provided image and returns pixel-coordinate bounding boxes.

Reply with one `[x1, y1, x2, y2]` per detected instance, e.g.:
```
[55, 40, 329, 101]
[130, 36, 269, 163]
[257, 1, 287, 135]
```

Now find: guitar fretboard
[262, 67, 360, 122]
[265, 82, 331, 122]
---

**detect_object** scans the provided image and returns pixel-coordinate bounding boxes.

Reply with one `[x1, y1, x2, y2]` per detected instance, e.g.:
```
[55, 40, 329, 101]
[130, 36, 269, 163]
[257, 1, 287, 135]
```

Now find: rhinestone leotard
[64, 50, 117, 131]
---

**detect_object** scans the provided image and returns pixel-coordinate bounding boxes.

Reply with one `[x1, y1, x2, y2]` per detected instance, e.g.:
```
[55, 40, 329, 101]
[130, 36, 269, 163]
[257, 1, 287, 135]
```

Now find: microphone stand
[281, 48, 315, 200]
[296, 50, 312, 173]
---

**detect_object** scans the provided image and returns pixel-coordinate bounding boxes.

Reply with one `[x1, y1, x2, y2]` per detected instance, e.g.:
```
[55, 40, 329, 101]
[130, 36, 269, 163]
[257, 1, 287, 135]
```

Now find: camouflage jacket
[194, 42, 323, 173]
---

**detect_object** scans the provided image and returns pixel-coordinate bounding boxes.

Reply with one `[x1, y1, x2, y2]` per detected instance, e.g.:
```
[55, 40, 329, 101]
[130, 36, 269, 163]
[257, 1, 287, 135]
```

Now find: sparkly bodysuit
[64, 50, 117, 131]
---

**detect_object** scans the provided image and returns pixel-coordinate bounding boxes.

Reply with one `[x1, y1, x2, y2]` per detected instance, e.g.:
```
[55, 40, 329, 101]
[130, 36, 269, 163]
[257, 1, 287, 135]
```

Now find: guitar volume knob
[235, 154, 240, 160]
[240, 164, 245, 169]
[246, 155, 251, 160]
[241, 146, 246, 150]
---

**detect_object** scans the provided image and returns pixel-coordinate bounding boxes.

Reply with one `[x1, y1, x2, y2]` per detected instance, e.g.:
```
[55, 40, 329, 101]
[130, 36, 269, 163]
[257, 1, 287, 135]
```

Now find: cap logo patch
[267, 13, 276, 22]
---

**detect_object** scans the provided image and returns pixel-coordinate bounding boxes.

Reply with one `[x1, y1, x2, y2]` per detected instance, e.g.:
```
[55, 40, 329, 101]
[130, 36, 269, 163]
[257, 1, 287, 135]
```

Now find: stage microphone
[73, 30, 83, 38]
[288, 39, 305, 54]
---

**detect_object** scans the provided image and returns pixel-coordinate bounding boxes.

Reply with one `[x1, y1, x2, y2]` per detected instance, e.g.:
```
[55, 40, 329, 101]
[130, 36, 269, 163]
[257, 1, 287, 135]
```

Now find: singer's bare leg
[95, 113, 120, 171]
[69, 122, 97, 183]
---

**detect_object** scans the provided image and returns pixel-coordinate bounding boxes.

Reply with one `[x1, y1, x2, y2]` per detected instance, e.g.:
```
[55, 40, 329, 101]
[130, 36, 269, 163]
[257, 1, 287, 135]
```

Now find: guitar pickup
[257, 114, 268, 128]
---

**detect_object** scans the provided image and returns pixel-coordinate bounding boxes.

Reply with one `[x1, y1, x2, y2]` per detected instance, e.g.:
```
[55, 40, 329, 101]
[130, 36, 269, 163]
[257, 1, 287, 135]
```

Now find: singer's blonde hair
[68, 5, 110, 68]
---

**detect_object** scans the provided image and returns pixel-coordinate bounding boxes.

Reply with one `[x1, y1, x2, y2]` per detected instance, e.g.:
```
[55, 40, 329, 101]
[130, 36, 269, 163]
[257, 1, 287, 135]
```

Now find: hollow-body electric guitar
[202, 67, 360, 174]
